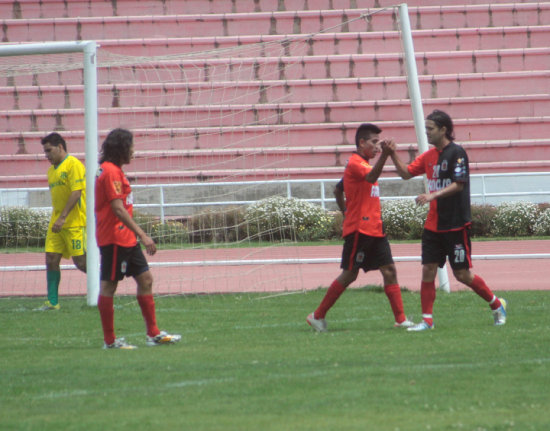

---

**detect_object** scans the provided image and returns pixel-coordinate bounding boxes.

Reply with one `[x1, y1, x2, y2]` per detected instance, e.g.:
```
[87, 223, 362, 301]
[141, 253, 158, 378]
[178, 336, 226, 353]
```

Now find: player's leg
[42, 252, 63, 309]
[307, 233, 363, 331]
[130, 246, 180, 346]
[307, 268, 357, 332]
[449, 229, 506, 325]
[316, 268, 358, 318]
[379, 263, 412, 327]
[372, 236, 412, 327]
[408, 229, 441, 331]
[68, 226, 86, 272]
[39, 227, 65, 309]
[97, 244, 136, 349]
[98, 279, 119, 347]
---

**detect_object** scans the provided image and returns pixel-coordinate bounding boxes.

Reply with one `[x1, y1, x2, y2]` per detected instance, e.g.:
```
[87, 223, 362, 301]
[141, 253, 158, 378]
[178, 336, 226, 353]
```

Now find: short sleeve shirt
[407, 142, 471, 232]
[47, 155, 86, 228]
[94, 161, 137, 247]
[342, 152, 384, 237]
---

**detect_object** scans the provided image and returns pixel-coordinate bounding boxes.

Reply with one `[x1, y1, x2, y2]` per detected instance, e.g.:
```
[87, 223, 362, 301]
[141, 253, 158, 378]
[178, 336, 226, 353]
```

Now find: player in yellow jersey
[35, 133, 87, 310]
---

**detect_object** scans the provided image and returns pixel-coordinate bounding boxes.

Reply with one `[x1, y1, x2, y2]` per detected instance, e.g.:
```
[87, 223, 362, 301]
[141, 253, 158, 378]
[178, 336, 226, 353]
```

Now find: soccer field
[1, 289, 549, 431]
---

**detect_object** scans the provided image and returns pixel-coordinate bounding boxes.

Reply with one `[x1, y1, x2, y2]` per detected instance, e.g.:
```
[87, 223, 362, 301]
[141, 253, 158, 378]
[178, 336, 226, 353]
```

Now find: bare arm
[416, 181, 464, 205]
[390, 149, 413, 180]
[364, 139, 395, 184]
[51, 189, 82, 233]
[333, 180, 346, 214]
[110, 198, 157, 255]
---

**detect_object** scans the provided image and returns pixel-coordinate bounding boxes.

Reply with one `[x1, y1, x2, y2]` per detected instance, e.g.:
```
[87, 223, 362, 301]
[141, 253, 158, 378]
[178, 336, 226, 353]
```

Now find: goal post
[0, 6, 450, 298]
[0, 41, 100, 305]
[398, 3, 451, 292]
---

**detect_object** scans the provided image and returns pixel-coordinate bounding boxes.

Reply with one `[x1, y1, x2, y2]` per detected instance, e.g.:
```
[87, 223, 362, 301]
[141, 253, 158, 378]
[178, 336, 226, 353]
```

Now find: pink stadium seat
[1, 0, 548, 184]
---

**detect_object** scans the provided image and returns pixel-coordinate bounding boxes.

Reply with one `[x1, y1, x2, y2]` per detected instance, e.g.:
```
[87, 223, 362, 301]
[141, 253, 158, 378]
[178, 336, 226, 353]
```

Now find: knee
[338, 270, 358, 286]
[72, 255, 87, 273]
[45, 253, 60, 270]
[136, 270, 154, 294]
[380, 264, 397, 284]
[453, 269, 473, 285]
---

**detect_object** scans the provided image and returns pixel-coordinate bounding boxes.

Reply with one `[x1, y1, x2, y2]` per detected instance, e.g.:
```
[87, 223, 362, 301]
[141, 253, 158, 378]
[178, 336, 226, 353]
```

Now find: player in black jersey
[390, 110, 507, 331]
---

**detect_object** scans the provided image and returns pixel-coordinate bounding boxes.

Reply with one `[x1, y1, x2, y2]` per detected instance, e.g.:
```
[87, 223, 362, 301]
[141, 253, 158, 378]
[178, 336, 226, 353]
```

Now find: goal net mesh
[0, 7, 399, 297]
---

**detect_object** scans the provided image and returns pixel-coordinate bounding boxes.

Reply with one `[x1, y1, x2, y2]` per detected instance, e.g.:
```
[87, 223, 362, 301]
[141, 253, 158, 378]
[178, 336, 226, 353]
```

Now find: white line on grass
[32, 356, 550, 400]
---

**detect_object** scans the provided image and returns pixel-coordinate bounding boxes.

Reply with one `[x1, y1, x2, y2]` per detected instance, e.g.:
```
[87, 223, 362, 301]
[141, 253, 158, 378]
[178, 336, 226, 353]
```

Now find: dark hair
[354, 123, 382, 148]
[99, 128, 133, 166]
[427, 109, 455, 141]
[41, 132, 67, 152]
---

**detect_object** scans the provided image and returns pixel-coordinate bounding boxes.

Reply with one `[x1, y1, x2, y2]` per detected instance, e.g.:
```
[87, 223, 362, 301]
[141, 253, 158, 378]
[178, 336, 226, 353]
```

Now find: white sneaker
[394, 318, 414, 328]
[492, 298, 507, 326]
[407, 321, 434, 332]
[103, 337, 137, 350]
[146, 330, 182, 346]
[306, 312, 327, 332]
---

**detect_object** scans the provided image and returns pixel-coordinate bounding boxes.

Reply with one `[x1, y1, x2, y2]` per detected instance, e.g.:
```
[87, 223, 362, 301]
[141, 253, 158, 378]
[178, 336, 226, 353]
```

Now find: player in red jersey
[95, 128, 181, 349]
[306, 123, 413, 332]
[390, 110, 507, 331]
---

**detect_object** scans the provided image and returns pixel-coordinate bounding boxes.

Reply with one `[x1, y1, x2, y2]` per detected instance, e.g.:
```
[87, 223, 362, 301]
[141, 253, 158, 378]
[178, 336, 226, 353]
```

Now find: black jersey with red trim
[407, 142, 471, 232]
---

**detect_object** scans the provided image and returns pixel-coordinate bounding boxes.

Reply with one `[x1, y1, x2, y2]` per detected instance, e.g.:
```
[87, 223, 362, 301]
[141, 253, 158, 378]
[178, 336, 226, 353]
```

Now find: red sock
[420, 281, 436, 326]
[384, 284, 406, 323]
[137, 294, 160, 337]
[98, 295, 115, 345]
[314, 279, 346, 319]
[468, 275, 501, 309]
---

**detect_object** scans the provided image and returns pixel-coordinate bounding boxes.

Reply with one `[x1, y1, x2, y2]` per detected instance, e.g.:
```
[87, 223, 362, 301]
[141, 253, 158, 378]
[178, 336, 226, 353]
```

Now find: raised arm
[390, 148, 413, 180]
[365, 138, 395, 184]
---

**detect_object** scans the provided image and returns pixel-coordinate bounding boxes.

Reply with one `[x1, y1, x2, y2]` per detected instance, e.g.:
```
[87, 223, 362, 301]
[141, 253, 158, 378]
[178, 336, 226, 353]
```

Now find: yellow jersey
[47, 155, 86, 228]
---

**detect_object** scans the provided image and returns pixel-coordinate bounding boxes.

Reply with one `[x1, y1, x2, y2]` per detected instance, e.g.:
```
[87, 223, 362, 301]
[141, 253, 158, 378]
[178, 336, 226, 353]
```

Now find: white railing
[2, 172, 550, 223]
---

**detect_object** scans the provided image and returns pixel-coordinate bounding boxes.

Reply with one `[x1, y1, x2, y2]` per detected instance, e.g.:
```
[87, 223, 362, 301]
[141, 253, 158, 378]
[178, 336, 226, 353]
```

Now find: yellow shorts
[45, 226, 87, 259]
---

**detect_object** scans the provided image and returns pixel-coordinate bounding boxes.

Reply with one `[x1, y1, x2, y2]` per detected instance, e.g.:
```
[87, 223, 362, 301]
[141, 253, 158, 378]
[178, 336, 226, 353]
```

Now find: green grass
[1, 289, 549, 431]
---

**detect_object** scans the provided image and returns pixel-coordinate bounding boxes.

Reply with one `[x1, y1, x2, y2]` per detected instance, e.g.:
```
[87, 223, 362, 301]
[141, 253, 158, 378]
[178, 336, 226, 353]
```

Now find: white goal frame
[0, 41, 100, 305]
[0, 4, 450, 298]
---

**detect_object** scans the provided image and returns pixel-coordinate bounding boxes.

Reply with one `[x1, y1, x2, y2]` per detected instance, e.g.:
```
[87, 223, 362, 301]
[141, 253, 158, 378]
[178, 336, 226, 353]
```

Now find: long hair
[427, 110, 455, 141]
[99, 128, 133, 166]
[41, 132, 67, 152]
[354, 123, 382, 148]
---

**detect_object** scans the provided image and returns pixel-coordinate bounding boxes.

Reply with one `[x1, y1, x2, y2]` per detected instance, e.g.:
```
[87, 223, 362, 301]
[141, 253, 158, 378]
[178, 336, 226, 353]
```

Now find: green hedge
[2, 199, 549, 249]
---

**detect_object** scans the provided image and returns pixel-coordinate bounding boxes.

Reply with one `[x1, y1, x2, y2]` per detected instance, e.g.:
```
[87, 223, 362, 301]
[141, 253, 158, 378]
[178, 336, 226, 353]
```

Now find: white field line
[31, 357, 550, 400]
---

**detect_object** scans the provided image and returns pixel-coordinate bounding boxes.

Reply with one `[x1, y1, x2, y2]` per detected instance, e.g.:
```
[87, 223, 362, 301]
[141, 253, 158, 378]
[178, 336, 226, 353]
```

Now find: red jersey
[95, 161, 137, 247]
[342, 152, 384, 237]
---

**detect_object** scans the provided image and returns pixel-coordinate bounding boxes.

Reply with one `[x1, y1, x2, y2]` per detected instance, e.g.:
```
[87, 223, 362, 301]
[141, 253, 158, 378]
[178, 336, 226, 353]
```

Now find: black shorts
[100, 244, 150, 282]
[421, 227, 472, 270]
[341, 232, 394, 272]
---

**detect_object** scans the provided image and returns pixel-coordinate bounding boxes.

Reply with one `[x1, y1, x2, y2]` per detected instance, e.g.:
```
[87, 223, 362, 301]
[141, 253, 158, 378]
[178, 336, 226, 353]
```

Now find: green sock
[47, 270, 61, 306]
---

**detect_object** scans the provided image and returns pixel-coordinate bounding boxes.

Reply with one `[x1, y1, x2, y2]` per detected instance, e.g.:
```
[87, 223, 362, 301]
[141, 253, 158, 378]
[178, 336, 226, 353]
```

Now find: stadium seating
[0, 0, 549, 186]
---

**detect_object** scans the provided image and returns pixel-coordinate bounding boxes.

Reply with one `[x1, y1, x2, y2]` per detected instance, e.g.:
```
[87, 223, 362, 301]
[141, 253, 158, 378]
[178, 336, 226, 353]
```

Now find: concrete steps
[0, 1, 548, 186]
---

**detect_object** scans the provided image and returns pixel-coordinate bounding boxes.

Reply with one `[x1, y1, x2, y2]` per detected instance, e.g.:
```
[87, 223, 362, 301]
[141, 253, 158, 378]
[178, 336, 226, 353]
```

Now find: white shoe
[306, 312, 327, 332]
[394, 318, 414, 328]
[407, 321, 434, 332]
[103, 337, 137, 350]
[146, 330, 182, 346]
[492, 298, 507, 326]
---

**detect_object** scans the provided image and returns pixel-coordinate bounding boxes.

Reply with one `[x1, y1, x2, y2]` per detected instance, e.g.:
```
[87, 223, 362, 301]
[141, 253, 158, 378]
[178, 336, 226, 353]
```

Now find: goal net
[0, 6, 413, 299]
